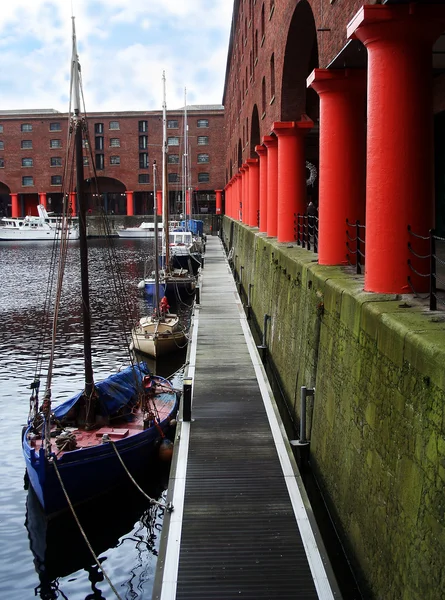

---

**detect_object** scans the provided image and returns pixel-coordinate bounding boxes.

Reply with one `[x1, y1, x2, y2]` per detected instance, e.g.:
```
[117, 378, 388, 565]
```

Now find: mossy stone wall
[222, 218, 445, 600]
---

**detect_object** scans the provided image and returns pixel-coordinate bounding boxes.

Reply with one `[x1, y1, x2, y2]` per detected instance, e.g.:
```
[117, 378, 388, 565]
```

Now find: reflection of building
[0, 105, 224, 217]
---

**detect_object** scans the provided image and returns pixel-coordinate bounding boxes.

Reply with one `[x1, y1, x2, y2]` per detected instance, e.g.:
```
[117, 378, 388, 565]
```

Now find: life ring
[306, 161, 317, 187]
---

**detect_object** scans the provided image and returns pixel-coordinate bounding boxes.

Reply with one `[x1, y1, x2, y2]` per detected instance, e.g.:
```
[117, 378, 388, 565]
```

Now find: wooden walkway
[152, 235, 341, 600]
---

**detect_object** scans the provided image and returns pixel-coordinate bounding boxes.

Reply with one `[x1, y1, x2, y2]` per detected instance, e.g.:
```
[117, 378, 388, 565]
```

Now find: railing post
[182, 377, 193, 422]
[356, 220, 361, 275]
[257, 314, 271, 363]
[297, 213, 301, 246]
[430, 229, 437, 311]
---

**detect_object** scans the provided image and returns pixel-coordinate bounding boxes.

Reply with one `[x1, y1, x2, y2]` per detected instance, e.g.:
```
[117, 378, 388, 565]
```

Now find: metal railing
[294, 213, 318, 253]
[346, 219, 366, 274]
[408, 226, 445, 310]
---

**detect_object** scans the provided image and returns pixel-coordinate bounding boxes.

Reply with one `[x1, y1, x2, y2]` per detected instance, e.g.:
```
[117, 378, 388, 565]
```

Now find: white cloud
[0, 0, 233, 112]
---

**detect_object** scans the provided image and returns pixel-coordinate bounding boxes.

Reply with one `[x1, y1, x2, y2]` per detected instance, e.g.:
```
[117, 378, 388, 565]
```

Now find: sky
[0, 0, 233, 113]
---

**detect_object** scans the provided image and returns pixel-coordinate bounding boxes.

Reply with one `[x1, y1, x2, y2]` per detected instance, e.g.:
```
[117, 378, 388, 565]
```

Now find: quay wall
[222, 217, 445, 600]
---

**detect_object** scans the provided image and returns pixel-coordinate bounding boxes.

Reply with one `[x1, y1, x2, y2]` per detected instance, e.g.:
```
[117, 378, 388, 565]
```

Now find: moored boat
[0, 204, 79, 241]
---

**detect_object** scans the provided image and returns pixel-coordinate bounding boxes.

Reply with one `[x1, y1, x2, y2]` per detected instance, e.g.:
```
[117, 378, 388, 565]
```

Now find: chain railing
[346, 219, 366, 275]
[294, 213, 318, 253]
[407, 226, 445, 310]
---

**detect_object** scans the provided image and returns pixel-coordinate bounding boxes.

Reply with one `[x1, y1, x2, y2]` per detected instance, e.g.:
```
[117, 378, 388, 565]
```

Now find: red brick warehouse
[223, 0, 445, 294]
[0, 106, 225, 219]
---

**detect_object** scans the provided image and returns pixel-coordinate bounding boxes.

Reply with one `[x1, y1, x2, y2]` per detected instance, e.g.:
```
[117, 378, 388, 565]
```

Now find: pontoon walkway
[152, 235, 341, 600]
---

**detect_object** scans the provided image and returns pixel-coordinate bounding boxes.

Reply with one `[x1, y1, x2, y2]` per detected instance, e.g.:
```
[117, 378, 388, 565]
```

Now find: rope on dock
[109, 440, 174, 512]
[52, 460, 123, 600]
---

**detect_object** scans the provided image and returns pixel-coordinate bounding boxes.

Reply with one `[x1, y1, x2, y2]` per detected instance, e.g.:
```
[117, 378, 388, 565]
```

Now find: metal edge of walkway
[152, 236, 342, 600]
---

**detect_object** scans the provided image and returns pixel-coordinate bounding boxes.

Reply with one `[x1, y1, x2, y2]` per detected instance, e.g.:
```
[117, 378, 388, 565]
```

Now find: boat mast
[153, 160, 160, 317]
[183, 88, 188, 227]
[162, 71, 170, 272]
[71, 18, 94, 412]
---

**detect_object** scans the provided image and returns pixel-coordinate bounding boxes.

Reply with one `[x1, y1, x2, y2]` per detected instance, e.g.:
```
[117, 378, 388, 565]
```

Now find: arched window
[261, 4, 265, 42]
[261, 77, 266, 117]
[270, 53, 275, 99]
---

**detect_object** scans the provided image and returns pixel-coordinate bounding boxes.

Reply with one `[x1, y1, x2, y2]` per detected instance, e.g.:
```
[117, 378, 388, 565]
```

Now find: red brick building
[223, 0, 445, 294]
[0, 105, 225, 217]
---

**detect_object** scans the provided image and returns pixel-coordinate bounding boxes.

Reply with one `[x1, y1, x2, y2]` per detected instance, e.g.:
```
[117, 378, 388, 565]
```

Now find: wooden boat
[0, 204, 79, 241]
[22, 19, 178, 518]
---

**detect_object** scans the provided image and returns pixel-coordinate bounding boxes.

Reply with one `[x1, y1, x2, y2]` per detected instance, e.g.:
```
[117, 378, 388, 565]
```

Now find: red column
[255, 144, 268, 233]
[263, 135, 278, 238]
[240, 167, 246, 222]
[126, 191, 134, 216]
[273, 119, 313, 243]
[348, 4, 445, 293]
[235, 174, 242, 221]
[38, 192, 47, 210]
[69, 192, 77, 217]
[156, 190, 163, 216]
[215, 189, 222, 215]
[247, 158, 259, 227]
[10, 193, 19, 218]
[307, 69, 366, 265]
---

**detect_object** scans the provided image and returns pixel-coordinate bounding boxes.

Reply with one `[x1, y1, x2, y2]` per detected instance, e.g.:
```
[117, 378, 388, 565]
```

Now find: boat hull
[131, 330, 187, 358]
[0, 227, 79, 241]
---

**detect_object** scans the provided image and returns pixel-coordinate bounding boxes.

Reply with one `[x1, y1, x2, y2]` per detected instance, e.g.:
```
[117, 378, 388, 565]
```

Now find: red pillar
[255, 144, 268, 233]
[236, 174, 242, 221]
[247, 158, 259, 227]
[69, 192, 77, 217]
[348, 4, 445, 293]
[273, 119, 313, 243]
[10, 193, 19, 218]
[156, 190, 163, 217]
[307, 69, 366, 265]
[240, 167, 246, 222]
[126, 190, 134, 216]
[215, 189, 222, 215]
[263, 135, 278, 238]
[38, 192, 47, 210]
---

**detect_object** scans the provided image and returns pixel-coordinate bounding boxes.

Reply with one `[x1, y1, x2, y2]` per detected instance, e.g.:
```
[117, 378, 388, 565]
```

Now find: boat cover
[53, 362, 150, 419]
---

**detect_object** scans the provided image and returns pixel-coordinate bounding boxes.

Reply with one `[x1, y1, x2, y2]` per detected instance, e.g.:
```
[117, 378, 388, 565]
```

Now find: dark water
[0, 238, 189, 599]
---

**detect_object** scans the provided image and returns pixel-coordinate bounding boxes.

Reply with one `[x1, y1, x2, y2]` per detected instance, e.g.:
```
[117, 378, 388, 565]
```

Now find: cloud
[0, 0, 232, 112]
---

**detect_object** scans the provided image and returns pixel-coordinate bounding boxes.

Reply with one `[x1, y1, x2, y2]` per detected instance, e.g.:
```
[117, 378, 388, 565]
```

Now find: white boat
[0, 204, 79, 241]
[116, 221, 162, 238]
[131, 312, 187, 358]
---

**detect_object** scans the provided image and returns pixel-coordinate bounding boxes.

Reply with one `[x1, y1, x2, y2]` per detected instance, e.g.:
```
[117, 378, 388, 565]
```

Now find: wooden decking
[152, 235, 341, 600]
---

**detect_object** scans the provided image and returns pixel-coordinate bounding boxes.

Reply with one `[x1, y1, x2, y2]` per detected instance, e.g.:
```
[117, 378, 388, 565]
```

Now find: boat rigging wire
[52, 460, 123, 600]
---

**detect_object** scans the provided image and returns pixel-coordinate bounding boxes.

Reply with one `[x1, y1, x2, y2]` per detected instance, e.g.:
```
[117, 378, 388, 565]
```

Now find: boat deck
[153, 235, 341, 600]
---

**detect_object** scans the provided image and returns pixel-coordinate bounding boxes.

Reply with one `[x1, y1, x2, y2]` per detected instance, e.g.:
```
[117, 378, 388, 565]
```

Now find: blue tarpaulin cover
[53, 362, 150, 419]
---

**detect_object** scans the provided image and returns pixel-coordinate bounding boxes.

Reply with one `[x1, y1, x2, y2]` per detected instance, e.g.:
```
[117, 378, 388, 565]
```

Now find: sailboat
[21, 19, 178, 518]
[131, 160, 187, 358]
[138, 73, 197, 308]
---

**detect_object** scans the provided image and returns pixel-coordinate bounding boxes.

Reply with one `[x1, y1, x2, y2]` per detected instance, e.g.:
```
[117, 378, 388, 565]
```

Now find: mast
[71, 18, 94, 415]
[183, 88, 188, 226]
[153, 161, 160, 317]
[162, 71, 170, 272]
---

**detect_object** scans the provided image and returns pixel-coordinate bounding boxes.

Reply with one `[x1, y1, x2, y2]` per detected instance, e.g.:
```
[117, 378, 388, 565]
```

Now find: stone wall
[223, 217, 445, 600]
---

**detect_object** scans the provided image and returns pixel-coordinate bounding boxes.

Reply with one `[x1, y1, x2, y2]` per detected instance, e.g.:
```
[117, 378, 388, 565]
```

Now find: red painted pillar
[69, 192, 77, 217]
[227, 182, 232, 218]
[215, 189, 222, 215]
[10, 193, 19, 218]
[236, 174, 242, 221]
[348, 4, 445, 293]
[247, 158, 259, 227]
[240, 167, 246, 222]
[263, 135, 278, 238]
[255, 144, 268, 233]
[38, 192, 47, 210]
[307, 69, 366, 265]
[126, 190, 134, 216]
[156, 190, 163, 216]
[273, 119, 313, 243]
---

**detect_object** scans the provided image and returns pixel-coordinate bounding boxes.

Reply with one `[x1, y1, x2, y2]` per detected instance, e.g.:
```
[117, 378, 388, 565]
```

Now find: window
[22, 157, 33, 167]
[167, 120, 178, 129]
[138, 174, 149, 184]
[139, 135, 148, 149]
[168, 173, 180, 183]
[95, 136, 104, 151]
[139, 153, 149, 169]
[139, 120, 148, 132]
[0, 158, 4, 168]
[83, 156, 89, 166]
[168, 154, 180, 164]
[50, 157, 62, 167]
[50, 122, 61, 131]
[110, 155, 120, 165]
[0, 141, 4, 150]
[198, 172, 210, 183]
[109, 121, 119, 130]
[21, 123, 32, 132]
[261, 76, 266, 116]
[197, 119, 209, 128]
[51, 175, 62, 185]
[82, 139, 89, 148]
[21, 140, 32, 149]
[198, 153, 209, 163]
[110, 138, 120, 147]
[50, 139, 62, 148]
[95, 154, 104, 170]
[95, 123, 104, 134]
[168, 136, 179, 146]
[22, 176, 34, 186]
[270, 53, 275, 98]
[261, 4, 265, 41]
[0, 125, 4, 133]
[197, 136, 209, 145]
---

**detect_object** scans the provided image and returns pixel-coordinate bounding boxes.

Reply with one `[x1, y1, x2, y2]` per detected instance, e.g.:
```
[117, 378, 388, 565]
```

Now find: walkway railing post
[430, 229, 437, 311]
[257, 313, 271, 363]
[183, 377, 193, 422]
